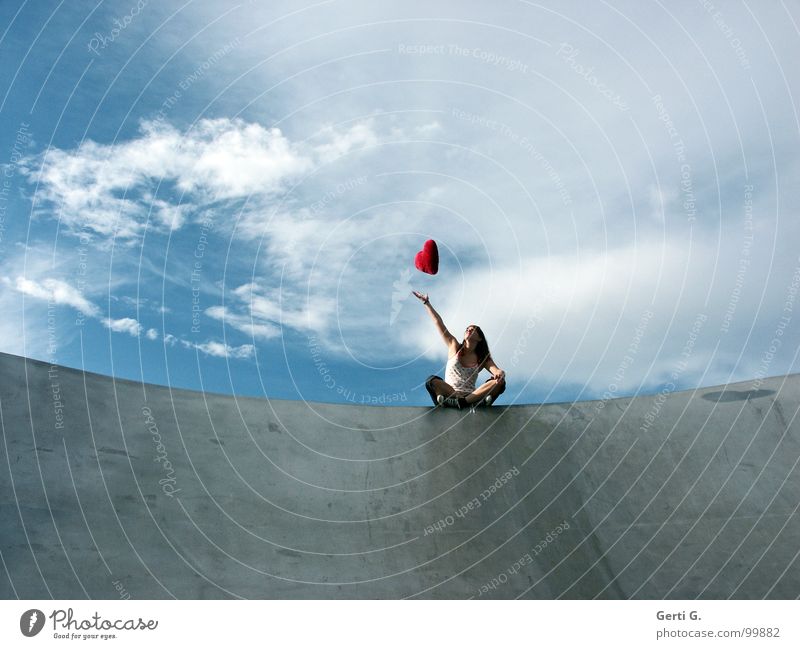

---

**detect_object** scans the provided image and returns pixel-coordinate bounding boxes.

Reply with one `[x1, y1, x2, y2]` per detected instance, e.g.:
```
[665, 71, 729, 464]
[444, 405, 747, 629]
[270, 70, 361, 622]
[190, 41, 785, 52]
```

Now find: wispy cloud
[102, 316, 142, 337]
[186, 339, 254, 359]
[6, 275, 100, 317]
[205, 281, 335, 341]
[3, 271, 251, 361]
[5, 273, 148, 337]
[21, 117, 381, 241]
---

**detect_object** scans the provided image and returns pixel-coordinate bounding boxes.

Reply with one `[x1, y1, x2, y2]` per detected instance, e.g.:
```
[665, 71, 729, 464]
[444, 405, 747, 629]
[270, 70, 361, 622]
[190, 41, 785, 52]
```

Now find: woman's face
[465, 325, 482, 343]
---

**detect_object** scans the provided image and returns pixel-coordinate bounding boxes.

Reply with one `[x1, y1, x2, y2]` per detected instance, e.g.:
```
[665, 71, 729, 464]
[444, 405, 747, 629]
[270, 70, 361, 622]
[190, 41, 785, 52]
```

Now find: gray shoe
[439, 395, 464, 409]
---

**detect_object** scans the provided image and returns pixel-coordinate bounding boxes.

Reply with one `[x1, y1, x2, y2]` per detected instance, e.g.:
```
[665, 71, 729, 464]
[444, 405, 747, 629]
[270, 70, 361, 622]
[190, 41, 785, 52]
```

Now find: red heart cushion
[414, 239, 439, 275]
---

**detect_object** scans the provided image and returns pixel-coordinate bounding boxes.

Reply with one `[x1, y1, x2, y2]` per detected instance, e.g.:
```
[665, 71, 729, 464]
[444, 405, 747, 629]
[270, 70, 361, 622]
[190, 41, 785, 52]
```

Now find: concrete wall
[1, 352, 798, 598]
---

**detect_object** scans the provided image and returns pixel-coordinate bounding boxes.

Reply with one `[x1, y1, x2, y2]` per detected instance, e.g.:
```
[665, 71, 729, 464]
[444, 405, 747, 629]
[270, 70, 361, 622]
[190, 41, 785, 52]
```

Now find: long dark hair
[457, 325, 490, 367]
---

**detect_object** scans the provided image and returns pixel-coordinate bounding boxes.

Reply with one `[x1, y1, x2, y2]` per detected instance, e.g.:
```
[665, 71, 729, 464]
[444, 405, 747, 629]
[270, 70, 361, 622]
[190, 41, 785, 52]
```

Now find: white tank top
[445, 354, 481, 395]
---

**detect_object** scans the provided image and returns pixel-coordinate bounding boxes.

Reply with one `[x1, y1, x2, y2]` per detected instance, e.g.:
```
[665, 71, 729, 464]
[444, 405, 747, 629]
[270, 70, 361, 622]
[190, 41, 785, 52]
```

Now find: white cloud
[192, 340, 254, 359]
[179, 120, 312, 199]
[147, 197, 191, 231]
[205, 305, 281, 340]
[234, 282, 333, 332]
[414, 121, 442, 136]
[3, 272, 153, 343]
[7, 276, 100, 317]
[397, 234, 790, 397]
[0, 279, 36, 358]
[21, 117, 310, 239]
[3, 266, 254, 363]
[22, 117, 382, 241]
[205, 282, 335, 341]
[314, 121, 378, 163]
[102, 317, 143, 337]
[0, 248, 111, 359]
[159, 331, 252, 360]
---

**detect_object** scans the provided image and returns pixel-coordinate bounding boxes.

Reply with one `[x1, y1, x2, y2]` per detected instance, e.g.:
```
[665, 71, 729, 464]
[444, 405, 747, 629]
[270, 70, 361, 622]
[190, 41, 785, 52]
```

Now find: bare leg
[428, 377, 457, 399]
[464, 378, 505, 404]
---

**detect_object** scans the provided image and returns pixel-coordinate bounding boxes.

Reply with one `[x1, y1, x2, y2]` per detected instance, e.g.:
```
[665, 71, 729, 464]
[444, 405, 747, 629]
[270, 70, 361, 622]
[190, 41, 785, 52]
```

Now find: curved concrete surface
[1, 351, 799, 599]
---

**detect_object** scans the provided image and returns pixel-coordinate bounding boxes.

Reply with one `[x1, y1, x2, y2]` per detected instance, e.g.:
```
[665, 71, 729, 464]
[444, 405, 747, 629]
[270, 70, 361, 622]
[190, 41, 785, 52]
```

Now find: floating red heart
[414, 239, 439, 275]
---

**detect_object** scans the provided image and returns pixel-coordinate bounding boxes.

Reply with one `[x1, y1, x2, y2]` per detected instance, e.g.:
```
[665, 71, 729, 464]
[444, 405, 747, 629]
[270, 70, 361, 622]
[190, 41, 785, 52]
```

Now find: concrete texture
[1, 351, 798, 599]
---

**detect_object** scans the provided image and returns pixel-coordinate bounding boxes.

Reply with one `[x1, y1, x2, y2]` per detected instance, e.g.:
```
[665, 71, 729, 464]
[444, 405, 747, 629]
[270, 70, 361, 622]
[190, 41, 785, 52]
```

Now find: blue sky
[0, 0, 798, 406]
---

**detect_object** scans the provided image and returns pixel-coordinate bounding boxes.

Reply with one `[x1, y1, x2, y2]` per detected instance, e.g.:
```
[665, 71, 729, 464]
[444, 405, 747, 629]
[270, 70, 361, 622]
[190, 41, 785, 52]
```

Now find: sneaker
[439, 395, 465, 409]
[482, 395, 493, 407]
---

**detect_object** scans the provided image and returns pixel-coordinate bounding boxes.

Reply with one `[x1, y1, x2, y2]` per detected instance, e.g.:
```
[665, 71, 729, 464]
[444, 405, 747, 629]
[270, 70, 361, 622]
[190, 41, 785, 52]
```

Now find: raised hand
[412, 290, 429, 305]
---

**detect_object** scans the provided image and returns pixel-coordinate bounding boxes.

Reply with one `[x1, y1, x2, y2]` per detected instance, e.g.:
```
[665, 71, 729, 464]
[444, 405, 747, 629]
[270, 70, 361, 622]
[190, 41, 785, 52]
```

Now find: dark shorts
[424, 375, 506, 405]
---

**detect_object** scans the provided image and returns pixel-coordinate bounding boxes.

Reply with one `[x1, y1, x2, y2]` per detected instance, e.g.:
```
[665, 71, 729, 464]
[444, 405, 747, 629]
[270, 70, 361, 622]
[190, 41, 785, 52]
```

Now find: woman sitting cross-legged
[412, 291, 506, 409]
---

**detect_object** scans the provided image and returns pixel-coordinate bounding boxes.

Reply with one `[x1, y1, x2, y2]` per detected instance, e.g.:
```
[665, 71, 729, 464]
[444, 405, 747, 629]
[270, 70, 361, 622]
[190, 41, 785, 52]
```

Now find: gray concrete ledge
[1, 352, 798, 599]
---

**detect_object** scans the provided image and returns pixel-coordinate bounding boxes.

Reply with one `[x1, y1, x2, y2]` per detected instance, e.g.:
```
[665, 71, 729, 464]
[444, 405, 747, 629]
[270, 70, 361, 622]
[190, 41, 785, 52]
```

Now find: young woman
[413, 291, 506, 408]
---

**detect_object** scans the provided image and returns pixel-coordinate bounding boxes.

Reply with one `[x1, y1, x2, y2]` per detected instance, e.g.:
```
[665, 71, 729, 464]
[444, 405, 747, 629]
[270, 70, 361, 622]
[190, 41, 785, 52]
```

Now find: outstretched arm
[412, 291, 458, 348]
